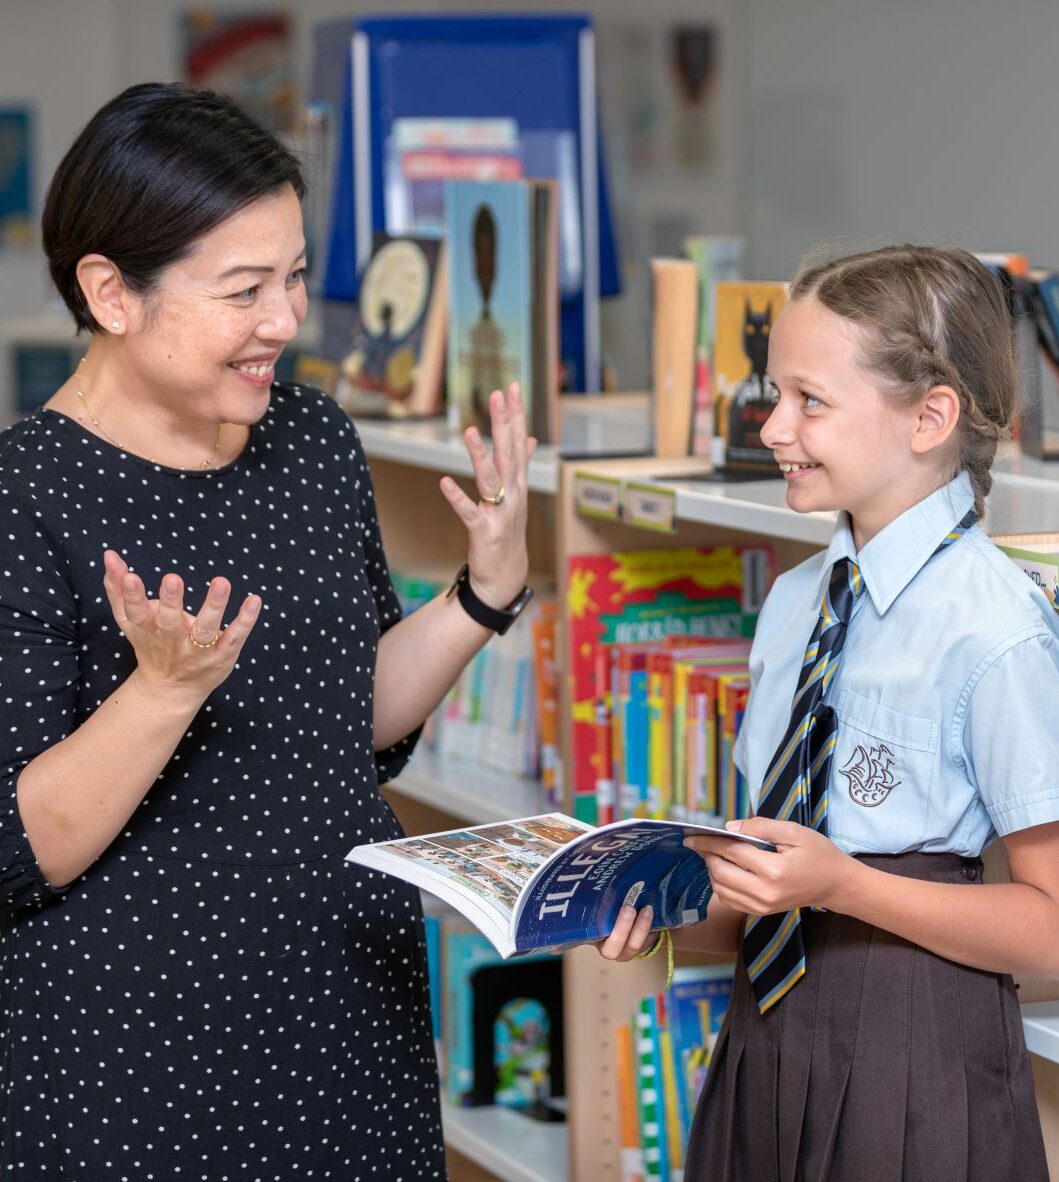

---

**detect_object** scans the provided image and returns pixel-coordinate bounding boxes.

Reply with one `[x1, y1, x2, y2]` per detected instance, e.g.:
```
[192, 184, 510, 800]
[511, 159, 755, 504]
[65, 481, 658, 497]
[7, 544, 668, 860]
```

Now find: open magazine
[345, 813, 774, 958]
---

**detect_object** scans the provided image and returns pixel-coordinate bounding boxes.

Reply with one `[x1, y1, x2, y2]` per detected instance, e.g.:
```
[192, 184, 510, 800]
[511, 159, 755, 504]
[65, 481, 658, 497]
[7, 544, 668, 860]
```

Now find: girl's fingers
[600, 903, 655, 961]
[628, 903, 656, 952]
[155, 573, 186, 633]
[190, 577, 232, 642]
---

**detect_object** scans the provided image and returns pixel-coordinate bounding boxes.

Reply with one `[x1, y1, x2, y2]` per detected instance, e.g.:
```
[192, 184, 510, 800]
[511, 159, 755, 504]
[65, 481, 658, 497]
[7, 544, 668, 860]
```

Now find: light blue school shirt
[734, 471, 1059, 856]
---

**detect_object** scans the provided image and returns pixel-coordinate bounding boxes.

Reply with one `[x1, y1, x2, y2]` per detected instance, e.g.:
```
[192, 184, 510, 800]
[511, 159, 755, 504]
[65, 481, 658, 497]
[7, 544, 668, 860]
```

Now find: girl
[602, 245, 1059, 1181]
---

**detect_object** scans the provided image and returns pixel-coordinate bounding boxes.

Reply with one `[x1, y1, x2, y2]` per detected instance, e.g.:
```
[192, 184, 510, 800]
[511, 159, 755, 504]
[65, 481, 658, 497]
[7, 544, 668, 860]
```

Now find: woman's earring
[111, 321, 122, 331]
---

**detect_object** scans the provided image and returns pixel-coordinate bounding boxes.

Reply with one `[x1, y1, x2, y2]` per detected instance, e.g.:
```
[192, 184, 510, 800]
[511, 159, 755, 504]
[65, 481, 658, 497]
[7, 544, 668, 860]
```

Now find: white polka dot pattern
[0, 384, 444, 1177]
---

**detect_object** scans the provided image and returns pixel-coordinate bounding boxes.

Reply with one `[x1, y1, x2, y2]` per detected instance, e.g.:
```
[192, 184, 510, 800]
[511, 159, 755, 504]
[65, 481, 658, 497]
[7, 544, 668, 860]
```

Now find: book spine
[635, 998, 665, 1180]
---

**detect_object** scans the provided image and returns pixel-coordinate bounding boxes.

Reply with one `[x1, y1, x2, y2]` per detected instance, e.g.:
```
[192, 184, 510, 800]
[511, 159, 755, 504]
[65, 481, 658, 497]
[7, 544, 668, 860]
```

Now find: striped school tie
[743, 509, 976, 1013]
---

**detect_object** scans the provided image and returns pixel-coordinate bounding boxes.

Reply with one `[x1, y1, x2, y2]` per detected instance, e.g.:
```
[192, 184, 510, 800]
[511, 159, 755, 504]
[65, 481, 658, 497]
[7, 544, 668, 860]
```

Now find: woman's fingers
[506, 383, 528, 482]
[464, 424, 503, 505]
[120, 571, 152, 627]
[219, 594, 262, 652]
[190, 577, 231, 643]
[155, 573, 186, 633]
[439, 475, 480, 527]
[486, 386, 515, 488]
[599, 903, 656, 961]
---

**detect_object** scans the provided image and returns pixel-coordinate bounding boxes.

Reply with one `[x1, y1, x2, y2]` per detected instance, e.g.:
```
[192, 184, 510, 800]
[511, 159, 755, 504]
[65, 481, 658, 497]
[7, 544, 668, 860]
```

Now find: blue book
[667, 965, 735, 1137]
[444, 178, 558, 440]
[347, 813, 774, 957]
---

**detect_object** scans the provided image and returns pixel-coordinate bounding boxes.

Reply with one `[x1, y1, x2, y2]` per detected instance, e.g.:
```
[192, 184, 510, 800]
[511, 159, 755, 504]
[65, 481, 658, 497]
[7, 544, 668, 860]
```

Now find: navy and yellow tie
[743, 508, 977, 1013]
[743, 557, 864, 1012]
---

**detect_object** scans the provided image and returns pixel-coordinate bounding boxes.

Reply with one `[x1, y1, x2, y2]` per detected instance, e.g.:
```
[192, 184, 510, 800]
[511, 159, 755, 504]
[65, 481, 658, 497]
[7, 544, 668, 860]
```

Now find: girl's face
[121, 183, 308, 429]
[762, 296, 944, 548]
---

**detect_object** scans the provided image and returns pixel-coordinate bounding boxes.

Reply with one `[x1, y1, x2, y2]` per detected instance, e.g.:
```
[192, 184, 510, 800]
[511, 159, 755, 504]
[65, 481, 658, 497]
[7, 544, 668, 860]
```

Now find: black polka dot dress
[0, 384, 446, 1179]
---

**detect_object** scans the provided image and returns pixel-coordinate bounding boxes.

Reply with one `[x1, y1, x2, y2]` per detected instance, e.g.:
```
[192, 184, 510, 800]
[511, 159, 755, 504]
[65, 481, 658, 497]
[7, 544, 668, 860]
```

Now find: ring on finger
[188, 628, 220, 649]
[479, 484, 505, 507]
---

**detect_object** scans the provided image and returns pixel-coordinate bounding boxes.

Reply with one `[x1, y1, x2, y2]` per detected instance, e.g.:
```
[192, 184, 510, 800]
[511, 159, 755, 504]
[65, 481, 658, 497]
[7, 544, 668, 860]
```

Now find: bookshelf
[360, 406, 1059, 1181]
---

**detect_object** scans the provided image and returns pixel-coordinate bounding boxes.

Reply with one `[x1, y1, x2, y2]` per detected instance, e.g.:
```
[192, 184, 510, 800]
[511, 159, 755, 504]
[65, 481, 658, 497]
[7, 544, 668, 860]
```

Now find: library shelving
[361, 400, 1059, 1181]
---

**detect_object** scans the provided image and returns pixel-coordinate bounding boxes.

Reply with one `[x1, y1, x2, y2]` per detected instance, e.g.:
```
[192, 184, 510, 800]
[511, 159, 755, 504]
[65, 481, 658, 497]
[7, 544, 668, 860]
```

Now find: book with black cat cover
[712, 280, 788, 474]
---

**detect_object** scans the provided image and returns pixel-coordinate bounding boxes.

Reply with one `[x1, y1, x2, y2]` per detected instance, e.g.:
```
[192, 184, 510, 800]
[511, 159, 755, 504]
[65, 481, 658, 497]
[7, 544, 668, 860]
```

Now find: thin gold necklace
[75, 368, 221, 471]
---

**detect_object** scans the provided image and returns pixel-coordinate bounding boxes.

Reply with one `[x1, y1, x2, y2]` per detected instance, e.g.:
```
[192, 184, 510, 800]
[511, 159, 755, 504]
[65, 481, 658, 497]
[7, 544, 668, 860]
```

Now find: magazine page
[346, 814, 593, 957]
[510, 819, 771, 955]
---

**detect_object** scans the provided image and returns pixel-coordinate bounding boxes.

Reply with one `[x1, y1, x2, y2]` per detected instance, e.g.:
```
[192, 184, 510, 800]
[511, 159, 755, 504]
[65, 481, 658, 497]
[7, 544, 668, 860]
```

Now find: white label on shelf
[624, 483, 676, 533]
[575, 472, 622, 520]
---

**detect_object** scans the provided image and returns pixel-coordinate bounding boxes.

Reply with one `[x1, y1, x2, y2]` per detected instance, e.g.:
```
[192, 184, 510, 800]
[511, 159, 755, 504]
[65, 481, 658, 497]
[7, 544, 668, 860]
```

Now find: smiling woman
[0, 82, 535, 1180]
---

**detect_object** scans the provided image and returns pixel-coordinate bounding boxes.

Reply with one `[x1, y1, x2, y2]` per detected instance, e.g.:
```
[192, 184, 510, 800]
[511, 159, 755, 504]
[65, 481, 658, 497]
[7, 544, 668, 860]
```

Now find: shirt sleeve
[0, 487, 80, 914]
[962, 629, 1059, 836]
[348, 427, 422, 786]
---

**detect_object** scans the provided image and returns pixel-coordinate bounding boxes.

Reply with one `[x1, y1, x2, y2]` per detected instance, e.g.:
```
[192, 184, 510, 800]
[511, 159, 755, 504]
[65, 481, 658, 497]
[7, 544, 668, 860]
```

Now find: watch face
[359, 239, 430, 340]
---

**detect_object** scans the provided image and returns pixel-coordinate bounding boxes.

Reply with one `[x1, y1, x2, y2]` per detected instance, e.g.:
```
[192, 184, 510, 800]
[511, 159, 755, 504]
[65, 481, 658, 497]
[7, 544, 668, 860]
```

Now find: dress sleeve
[962, 629, 1059, 836]
[347, 427, 422, 785]
[0, 486, 80, 914]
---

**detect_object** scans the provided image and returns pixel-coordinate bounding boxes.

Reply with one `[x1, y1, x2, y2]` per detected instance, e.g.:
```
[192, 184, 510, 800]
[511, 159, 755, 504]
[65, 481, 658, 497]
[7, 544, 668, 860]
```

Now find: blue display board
[312, 14, 620, 393]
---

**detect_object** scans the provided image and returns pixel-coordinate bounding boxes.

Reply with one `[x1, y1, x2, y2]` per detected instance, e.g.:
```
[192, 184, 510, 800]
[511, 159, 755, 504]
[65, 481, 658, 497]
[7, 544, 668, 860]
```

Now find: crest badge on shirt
[840, 742, 901, 807]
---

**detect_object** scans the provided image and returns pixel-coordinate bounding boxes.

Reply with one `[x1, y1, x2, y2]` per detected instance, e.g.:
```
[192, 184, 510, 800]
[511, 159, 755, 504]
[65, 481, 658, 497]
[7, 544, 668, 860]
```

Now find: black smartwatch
[445, 564, 534, 635]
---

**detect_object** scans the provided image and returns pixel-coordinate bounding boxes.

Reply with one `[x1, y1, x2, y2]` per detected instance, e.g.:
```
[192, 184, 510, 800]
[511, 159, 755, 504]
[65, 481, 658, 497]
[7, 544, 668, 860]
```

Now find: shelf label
[624, 482, 676, 532]
[574, 471, 623, 520]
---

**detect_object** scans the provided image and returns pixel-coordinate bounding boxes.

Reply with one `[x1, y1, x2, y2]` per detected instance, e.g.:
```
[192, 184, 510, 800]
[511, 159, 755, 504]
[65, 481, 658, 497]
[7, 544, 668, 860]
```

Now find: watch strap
[447, 564, 533, 635]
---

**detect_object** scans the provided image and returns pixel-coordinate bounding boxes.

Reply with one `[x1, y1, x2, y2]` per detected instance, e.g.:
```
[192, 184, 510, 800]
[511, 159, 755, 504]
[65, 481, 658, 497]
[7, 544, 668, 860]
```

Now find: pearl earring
[111, 321, 122, 331]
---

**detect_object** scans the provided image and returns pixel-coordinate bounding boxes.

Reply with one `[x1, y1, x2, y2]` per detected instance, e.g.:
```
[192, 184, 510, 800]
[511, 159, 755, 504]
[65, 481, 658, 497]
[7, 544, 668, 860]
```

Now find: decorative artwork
[181, 10, 294, 131]
[0, 108, 33, 248]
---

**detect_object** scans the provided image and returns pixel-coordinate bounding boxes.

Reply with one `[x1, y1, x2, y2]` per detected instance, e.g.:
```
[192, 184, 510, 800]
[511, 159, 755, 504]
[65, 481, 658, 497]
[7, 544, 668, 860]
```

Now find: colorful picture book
[346, 813, 773, 958]
[712, 279, 788, 472]
[445, 178, 559, 441]
[567, 547, 773, 823]
[314, 233, 448, 419]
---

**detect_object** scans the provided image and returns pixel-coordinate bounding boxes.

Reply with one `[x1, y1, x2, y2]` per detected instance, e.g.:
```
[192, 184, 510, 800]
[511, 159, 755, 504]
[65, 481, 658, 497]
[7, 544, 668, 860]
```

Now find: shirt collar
[817, 471, 976, 616]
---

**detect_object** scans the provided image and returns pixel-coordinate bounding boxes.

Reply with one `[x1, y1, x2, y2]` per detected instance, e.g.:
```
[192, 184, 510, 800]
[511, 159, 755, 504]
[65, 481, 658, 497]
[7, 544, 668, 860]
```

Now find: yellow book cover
[658, 1026, 684, 1174]
[646, 653, 673, 820]
[712, 280, 788, 470]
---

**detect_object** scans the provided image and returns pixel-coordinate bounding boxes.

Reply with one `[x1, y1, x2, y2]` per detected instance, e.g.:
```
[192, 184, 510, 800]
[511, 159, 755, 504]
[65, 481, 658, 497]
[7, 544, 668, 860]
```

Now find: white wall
[0, 0, 742, 390]
[742, 0, 1059, 278]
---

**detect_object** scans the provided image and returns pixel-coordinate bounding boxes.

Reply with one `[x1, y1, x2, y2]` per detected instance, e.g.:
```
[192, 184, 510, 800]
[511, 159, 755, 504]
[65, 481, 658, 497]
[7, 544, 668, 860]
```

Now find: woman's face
[122, 183, 308, 428]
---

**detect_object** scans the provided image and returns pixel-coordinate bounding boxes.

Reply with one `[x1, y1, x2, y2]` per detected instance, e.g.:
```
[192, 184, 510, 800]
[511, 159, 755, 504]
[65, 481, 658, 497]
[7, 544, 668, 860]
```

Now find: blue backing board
[313, 13, 620, 392]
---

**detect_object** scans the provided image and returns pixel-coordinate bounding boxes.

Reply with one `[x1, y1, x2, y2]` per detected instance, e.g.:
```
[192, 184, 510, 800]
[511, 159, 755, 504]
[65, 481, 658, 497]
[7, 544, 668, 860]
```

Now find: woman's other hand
[102, 549, 261, 704]
[439, 383, 536, 608]
[597, 903, 656, 962]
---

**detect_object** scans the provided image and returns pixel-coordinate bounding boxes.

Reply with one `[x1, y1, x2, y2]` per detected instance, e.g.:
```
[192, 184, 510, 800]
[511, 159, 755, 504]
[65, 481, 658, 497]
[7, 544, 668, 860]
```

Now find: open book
[345, 813, 774, 958]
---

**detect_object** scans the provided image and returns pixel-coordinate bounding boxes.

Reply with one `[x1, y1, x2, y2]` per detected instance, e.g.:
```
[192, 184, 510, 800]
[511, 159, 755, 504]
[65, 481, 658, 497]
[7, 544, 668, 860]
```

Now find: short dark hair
[42, 82, 306, 333]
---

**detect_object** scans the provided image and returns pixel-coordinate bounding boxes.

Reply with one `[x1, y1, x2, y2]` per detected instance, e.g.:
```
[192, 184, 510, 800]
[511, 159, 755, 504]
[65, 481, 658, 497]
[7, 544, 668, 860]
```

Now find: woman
[0, 82, 535, 1177]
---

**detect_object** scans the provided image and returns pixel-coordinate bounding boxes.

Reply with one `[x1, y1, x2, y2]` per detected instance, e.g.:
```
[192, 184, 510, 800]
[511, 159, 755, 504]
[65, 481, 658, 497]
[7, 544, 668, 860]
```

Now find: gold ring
[188, 629, 220, 649]
[479, 485, 505, 507]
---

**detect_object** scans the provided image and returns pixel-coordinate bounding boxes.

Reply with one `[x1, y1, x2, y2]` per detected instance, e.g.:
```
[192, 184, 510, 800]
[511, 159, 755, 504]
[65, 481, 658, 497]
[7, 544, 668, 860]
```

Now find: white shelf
[441, 1101, 568, 1182]
[386, 747, 554, 826]
[669, 476, 837, 544]
[353, 416, 561, 494]
[1022, 1001, 1059, 1063]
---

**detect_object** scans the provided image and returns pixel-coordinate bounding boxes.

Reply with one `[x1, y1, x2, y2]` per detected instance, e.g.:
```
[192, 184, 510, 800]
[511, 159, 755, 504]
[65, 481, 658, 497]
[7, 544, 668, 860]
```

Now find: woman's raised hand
[439, 383, 537, 608]
[102, 549, 261, 702]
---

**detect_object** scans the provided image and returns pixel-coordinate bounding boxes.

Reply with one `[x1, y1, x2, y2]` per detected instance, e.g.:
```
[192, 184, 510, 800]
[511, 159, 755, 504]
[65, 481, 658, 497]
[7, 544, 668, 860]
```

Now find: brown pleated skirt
[683, 852, 1049, 1182]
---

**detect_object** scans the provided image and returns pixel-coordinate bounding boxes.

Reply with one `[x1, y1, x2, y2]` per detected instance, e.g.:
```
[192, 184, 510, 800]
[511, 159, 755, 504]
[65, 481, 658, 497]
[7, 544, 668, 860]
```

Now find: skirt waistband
[852, 849, 983, 885]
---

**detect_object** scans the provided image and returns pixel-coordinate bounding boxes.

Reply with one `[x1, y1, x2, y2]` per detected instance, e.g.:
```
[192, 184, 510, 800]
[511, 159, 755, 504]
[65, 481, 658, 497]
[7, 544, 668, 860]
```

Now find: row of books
[295, 175, 560, 442]
[615, 964, 735, 1182]
[567, 546, 774, 825]
[391, 571, 563, 801]
[593, 638, 752, 829]
[422, 902, 564, 1114]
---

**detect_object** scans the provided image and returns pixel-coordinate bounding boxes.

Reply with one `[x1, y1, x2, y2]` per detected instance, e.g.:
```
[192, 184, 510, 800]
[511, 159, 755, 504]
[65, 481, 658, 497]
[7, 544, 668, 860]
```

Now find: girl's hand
[102, 549, 261, 704]
[684, 818, 854, 916]
[439, 383, 537, 609]
[597, 903, 656, 962]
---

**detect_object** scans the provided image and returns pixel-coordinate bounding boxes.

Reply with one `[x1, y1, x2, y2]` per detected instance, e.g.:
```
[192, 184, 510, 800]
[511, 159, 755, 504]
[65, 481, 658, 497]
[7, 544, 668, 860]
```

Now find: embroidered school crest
[840, 743, 901, 807]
